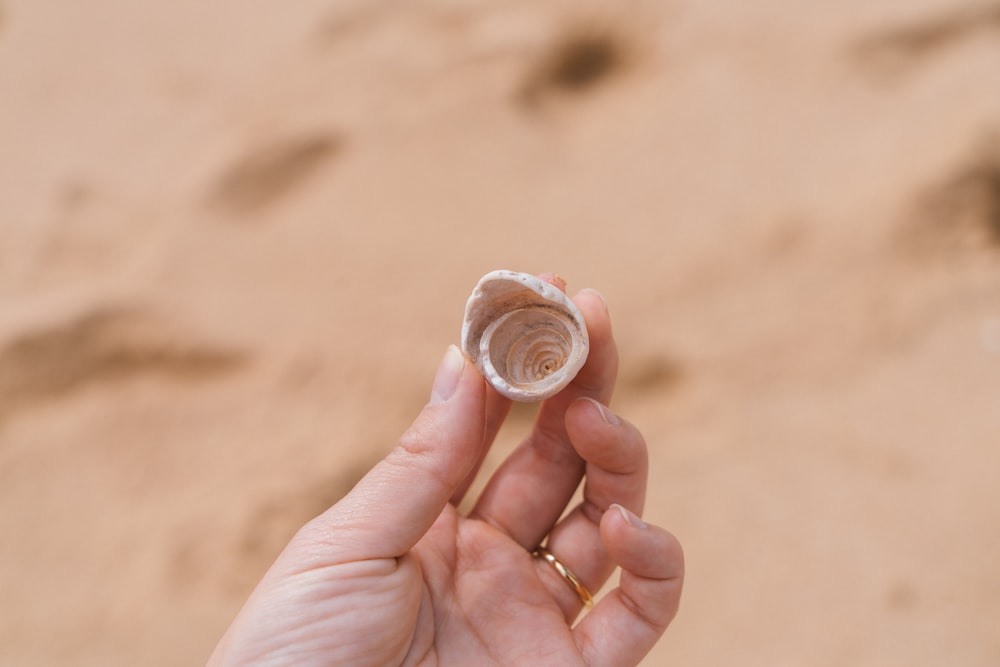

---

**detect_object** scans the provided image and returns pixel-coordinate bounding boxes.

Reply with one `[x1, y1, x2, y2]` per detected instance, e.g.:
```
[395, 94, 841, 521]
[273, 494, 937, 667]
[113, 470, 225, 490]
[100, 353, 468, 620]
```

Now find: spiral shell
[461, 270, 590, 402]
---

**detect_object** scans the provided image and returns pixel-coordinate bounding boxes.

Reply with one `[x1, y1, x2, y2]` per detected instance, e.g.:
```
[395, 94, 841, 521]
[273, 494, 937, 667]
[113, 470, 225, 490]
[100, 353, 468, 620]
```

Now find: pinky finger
[573, 505, 684, 667]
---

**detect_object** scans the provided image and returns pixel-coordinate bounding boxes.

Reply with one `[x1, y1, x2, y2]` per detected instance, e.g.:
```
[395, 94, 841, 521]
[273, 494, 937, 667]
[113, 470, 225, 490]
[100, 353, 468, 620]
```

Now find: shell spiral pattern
[461, 270, 590, 402]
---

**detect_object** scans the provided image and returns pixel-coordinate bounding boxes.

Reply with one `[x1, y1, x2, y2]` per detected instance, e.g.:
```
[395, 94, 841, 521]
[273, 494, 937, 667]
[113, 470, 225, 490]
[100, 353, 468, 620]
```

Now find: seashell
[461, 270, 589, 402]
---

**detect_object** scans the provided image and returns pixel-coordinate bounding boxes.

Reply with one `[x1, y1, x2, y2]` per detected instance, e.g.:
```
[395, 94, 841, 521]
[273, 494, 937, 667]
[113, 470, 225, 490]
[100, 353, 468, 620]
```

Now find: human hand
[208, 286, 683, 667]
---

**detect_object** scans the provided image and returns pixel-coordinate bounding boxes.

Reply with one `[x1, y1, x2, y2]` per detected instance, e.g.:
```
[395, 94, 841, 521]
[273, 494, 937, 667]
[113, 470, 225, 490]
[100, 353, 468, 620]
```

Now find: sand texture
[1, 0, 1000, 664]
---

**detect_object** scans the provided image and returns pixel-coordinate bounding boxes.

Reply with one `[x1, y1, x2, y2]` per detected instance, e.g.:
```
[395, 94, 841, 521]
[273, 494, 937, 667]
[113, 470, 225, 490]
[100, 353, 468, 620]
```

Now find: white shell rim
[460, 270, 590, 402]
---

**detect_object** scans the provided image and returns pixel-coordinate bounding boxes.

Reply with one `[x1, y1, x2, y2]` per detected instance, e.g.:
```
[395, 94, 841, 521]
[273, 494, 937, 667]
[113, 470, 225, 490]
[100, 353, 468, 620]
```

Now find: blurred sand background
[2, 0, 1000, 664]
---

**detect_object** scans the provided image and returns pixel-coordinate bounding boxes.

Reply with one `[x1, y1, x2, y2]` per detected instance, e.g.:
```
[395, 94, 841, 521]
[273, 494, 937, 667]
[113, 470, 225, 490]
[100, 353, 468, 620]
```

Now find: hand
[208, 287, 684, 667]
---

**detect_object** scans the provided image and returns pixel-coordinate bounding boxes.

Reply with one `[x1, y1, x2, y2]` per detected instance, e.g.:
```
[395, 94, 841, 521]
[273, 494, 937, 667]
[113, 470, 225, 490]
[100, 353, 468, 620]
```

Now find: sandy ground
[2, 0, 1000, 665]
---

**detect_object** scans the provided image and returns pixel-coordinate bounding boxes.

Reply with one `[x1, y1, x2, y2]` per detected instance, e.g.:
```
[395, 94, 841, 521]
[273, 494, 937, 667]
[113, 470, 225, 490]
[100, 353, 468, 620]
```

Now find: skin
[208, 285, 684, 667]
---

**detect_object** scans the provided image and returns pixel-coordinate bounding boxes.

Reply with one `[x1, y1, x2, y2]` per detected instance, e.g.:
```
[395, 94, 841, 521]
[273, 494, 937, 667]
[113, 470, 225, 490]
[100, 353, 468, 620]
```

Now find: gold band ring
[531, 547, 594, 609]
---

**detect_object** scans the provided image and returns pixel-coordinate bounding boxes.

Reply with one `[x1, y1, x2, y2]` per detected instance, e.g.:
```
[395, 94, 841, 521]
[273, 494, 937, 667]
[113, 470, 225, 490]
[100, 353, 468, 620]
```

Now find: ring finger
[533, 397, 649, 620]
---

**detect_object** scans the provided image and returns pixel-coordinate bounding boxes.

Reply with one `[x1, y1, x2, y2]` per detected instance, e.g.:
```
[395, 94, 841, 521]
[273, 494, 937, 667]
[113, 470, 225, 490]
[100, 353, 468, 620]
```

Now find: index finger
[294, 346, 489, 564]
[469, 289, 619, 548]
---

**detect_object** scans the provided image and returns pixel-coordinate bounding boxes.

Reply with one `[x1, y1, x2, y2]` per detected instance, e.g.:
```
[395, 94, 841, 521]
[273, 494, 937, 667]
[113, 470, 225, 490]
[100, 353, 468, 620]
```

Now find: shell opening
[482, 307, 574, 389]
[461, 270, 590, 402]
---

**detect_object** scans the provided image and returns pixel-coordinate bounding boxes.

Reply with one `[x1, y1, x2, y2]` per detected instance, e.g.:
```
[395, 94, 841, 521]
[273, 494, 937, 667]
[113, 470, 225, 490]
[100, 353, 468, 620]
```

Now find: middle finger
[468, 289, 618, 548]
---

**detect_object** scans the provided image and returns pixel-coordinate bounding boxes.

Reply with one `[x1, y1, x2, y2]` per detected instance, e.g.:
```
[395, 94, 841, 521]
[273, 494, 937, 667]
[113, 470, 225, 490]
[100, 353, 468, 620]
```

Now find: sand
[1, 0, 999, 664]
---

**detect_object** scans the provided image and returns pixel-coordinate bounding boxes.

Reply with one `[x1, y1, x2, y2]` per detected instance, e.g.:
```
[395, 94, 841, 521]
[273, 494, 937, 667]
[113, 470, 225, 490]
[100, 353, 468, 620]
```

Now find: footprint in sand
[518, 23, 635, 107]
[207, 133, 343, 216]
[170, 461, 375, 593]
[902, 137, 1000, 255]
[0, 307, 247, 422]
[853, 3, 1000, 78]
[620, 354, 685, 396]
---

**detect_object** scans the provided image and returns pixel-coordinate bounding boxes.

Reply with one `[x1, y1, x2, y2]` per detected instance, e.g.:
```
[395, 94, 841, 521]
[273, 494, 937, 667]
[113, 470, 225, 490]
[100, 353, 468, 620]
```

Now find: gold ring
[531, 547, 594, 609]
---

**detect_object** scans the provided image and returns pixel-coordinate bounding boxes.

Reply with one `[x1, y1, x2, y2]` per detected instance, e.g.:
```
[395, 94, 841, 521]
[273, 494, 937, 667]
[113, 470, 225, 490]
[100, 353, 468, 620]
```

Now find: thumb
[298, 345, 487, 562]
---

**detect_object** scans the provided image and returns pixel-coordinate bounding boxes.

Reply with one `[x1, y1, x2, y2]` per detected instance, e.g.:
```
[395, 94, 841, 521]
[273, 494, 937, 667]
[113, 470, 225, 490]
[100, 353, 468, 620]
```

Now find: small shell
[461, 270, 589, 402]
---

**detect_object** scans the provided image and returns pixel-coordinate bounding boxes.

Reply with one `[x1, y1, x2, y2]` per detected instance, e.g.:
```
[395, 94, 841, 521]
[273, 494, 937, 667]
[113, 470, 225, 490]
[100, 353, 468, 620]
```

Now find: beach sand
[1, 0, 999, 664]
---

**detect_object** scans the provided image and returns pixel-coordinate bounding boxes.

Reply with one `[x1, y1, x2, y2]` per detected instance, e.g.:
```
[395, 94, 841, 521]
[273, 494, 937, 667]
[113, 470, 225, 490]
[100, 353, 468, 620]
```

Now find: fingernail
[612, 503, 647, 529]
[578, 288, 608, 315]
[583, 397, 621, 425]
[430, 345, 465, 405]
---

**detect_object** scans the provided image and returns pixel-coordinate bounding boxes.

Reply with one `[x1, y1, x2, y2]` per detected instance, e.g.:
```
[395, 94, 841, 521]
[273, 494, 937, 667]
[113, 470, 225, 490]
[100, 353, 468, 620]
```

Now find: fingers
[300, 345, 488, 562]
[574, 506, 684, 667]
[448, 272, 567, 506]
[450, 384, 511, 506]
[470, 289, 619, 547]
[534, 397, 648, 619]
[534, 289, 619, 430]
